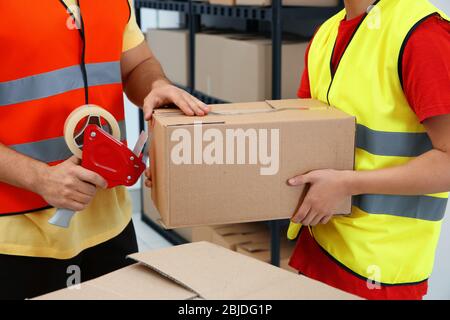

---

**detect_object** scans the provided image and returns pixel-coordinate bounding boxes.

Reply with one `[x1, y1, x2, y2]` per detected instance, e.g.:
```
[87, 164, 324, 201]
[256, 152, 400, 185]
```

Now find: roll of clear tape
[63, 105, 121, 159]
[49, 105, 121, 228]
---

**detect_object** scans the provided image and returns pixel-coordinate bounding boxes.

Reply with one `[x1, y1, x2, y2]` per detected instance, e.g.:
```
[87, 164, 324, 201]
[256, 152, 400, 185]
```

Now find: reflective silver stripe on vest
[356, 124, 433, 157]
[353, 194, 448, 221]
[0, 62, 121, 107]
[10, 121, 127, 163]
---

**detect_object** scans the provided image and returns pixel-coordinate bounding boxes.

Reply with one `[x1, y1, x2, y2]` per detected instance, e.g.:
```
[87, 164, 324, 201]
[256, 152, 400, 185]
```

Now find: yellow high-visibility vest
[308, 0, 449, 285]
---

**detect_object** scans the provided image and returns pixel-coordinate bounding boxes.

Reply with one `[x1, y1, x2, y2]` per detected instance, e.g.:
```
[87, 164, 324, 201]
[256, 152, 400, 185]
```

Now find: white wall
[431, 0, 450, 14]
[425, 0, 450, 300]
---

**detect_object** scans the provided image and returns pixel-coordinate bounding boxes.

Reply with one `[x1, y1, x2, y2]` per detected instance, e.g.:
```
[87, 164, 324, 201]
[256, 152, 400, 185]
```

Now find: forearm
[0, 143, 46, 193]
[122, 56, 170, 108]
[350, 149, 450, 196]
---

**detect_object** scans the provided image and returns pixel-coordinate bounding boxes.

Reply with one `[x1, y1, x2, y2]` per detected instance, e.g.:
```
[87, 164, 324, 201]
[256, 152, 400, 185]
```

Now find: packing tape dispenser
[48, 105, 147, 228]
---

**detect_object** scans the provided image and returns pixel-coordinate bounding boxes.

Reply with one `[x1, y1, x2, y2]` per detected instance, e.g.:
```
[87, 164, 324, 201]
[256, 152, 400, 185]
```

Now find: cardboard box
[146, 29, 189, 87]
[150, 99, 355, 228]
[235, 0, 339, 6]
[210, 223, 268, 250]
[35, 242, 358, 300]
[143, 184, 197, 241]
[196, 32, 308, 102]
[209, 0, 236, 5]
[236, 240, 295, 263]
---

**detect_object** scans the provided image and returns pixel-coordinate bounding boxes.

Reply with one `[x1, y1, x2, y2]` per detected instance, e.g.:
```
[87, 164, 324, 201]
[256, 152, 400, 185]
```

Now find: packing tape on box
[154, 107, 329, 118]
[64, 105, 121, 158]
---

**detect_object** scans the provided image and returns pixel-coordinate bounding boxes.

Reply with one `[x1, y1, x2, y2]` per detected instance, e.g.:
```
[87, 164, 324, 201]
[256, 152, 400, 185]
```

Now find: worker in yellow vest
[287, 0, 450, 299]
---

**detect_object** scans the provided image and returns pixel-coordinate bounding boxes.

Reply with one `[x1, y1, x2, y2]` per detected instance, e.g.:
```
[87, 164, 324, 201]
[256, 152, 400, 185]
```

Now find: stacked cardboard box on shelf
[209, 0, 339, 7]
[145, 29, 189, 87]
[195, 32, 308, 102]
[236, 239, 297, 273]
[145, 29, 309, 103]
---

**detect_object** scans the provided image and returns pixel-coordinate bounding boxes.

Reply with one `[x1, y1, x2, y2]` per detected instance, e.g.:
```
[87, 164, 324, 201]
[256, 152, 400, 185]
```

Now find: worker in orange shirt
[0, 0, 207, 299]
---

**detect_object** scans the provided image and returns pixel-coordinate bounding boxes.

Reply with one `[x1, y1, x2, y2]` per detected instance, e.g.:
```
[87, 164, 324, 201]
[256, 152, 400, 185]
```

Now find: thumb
[288, 173, 311, 186]
[143, 100, 156, 121]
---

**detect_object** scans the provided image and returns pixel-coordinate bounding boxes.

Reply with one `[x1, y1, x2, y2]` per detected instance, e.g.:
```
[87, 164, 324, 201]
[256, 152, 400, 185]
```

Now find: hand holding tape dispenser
[48, 105, 147, 228]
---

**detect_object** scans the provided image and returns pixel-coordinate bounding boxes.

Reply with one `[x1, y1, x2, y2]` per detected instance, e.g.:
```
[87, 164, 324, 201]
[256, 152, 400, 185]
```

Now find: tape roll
[64, 105, 121, 158]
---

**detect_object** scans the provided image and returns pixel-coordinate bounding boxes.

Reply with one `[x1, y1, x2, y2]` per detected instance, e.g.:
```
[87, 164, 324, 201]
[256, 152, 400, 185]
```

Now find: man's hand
[121, 42, 210, 120]
[288, 169, 354, 226]
[143, 81, 209, 120]
[144, 167, 152, 189]
[38, 156, 108, 211]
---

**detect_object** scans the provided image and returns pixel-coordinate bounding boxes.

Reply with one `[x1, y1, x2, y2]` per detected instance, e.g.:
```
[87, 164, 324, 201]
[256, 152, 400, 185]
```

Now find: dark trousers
[0, 221, 138, 300]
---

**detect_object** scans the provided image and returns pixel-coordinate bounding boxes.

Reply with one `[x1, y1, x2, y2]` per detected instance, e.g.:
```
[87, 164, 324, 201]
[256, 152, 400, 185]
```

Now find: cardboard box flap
[153, 99, 354, 127]
[35, 264, 198, 300]
[128, 242, 358, 300]
[266, 98, 331, 110]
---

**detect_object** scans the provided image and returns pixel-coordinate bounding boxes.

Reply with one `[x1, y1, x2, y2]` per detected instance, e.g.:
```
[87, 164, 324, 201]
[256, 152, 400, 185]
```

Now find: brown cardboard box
[235, 0, 339, 6]
[150, 99, 355, 228]
[142, 186, 212, 241]
[209, 0, 236, 5]
[35, 242, 359, 300]
[142, 184, 195, 241]
[211, 223, 268, 250]
[195, 32, 308, 102]
[236, 240, 295, 263]
[146, 29, 189, 87]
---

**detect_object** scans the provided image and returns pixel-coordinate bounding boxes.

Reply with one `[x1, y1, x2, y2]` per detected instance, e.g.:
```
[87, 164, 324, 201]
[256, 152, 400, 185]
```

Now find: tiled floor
[132, 212, 172, 252]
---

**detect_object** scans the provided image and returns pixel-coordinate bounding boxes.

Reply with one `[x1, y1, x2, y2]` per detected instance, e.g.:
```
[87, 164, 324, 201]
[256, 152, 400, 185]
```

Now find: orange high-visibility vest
[0, 0, 130, 214]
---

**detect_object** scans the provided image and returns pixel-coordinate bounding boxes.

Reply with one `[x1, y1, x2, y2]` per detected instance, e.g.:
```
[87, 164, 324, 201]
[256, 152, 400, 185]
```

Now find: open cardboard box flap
[35, 242, 359, 300]
[35, 263, 197, 300]
[128, 242, 358, 300]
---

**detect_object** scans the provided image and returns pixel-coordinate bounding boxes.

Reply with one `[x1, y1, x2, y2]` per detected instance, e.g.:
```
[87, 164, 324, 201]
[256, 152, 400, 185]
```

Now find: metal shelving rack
[135, 0, 343, 266]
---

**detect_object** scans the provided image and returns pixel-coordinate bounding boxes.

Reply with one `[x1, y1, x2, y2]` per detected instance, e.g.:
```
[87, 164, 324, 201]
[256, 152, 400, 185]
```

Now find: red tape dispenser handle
[82, 125, 145, 188]
[48, 105, 146, 228]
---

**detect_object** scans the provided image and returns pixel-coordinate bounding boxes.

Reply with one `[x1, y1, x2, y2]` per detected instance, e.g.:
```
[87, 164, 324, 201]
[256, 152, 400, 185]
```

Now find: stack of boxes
[207, 0, 338, 7]
[145, 29, 308, 101]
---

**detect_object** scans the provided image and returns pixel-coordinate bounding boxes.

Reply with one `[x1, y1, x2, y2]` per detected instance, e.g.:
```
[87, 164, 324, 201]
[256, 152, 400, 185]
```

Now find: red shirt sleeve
[402, 15, 450, 122]
[297, 40, 312, 99]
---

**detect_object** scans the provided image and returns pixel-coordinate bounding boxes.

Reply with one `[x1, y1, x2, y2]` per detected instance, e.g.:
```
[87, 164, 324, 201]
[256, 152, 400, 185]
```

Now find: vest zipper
[76, 0, 89, 105]
[58, 0, 89, 104]
[325, 0, 381, 105]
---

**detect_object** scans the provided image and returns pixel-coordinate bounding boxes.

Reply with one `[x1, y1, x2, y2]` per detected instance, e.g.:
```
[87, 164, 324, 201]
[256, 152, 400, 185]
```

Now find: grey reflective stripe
[356, 124, 433, 157]
[0, 62, 121, 107]
[353, 194, 448, 221]
[10, 121, 127, 163]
